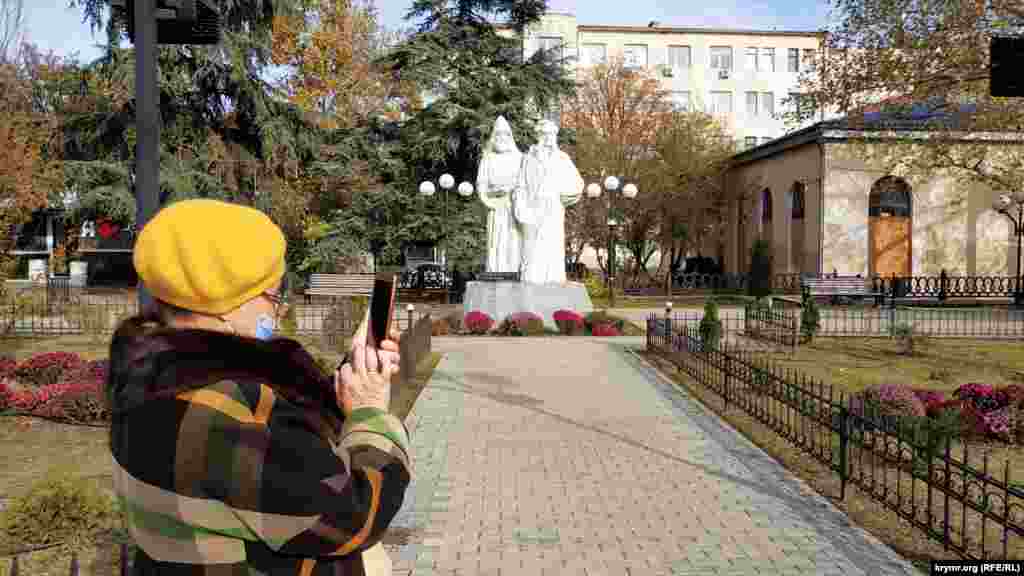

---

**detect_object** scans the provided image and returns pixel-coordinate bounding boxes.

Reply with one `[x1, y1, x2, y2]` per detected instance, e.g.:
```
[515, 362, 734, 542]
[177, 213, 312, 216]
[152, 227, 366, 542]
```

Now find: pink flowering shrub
[553, 310, 584, 335]
[14, 352, 85, 388]
[464, 311, 494, 335]
[591, 323, 620, 337]
[873, 384, 927, 418]
[912, 388, 946, 409]
[500, 312, 545, 336]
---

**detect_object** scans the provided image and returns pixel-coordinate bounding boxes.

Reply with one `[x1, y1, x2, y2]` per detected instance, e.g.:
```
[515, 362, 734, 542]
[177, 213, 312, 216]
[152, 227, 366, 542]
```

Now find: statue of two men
[475, 116, 584, 285]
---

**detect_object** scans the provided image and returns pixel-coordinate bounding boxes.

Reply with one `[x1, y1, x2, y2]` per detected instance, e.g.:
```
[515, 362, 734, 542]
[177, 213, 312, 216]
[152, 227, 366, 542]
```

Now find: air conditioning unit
[717, 69, 730, 80]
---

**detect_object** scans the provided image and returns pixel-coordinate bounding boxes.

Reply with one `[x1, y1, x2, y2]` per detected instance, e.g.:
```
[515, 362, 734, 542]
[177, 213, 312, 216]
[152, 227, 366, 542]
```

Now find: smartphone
[369, 273, 398, 346]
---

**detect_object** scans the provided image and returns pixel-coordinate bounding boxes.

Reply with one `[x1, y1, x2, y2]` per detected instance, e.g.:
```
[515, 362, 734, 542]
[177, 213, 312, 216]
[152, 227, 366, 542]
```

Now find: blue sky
[25, 0, 831, 63]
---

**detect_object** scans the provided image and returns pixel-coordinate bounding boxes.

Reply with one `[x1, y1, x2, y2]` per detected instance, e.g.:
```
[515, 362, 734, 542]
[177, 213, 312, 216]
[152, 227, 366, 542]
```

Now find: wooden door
[869, 214, 911, 277]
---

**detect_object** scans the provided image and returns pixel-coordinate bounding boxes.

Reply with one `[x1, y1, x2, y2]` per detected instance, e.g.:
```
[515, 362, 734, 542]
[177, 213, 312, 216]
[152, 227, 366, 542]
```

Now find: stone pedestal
[463, 281, 594, 329]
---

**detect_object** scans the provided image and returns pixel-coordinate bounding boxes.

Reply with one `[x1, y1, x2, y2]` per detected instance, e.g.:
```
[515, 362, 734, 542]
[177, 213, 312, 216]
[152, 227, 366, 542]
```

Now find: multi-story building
[500, 12, 827, 148]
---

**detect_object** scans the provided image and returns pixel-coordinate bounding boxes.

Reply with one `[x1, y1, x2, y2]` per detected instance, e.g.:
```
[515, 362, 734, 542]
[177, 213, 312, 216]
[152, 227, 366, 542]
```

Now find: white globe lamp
[622, 183, 638, 199]
[604, 175, 620, 191]
[586, 183, 602, 198]
[419, 181, 436, 197]
[439, 173, 455, 190]
[458, 181, 474, 197]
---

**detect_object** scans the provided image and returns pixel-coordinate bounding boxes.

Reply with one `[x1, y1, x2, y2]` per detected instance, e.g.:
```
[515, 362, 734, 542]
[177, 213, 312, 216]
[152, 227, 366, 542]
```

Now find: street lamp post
[992, 191, 1024, 306]
[586, 175, 638, 309]
[419, 174, 475, 304]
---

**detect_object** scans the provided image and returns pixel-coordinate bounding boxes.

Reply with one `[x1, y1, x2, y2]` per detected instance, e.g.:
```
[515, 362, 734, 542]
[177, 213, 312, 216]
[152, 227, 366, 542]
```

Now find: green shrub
[891, 322, 922, 355]
[445, 310, 465, 333]
[584, 275, 608, 300]
[799, 290, 821, 343]
[498, 312, 545, 336]
[0, 467, 120, 551]
[748, 238, 772, 299]
[698, 300, 723, 351]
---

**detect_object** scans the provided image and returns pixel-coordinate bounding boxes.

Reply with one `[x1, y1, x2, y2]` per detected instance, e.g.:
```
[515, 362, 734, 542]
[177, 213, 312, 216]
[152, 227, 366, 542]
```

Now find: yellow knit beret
[133, 199, 287, 316]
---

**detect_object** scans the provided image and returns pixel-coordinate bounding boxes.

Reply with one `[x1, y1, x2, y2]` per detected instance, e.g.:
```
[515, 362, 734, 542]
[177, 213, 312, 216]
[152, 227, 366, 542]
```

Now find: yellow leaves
[270, 0, 388, 129]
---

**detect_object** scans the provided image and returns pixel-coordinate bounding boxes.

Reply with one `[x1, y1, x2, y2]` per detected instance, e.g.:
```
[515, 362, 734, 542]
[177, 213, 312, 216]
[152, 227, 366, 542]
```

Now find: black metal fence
[646, 316, 1024, 560]
[0, 290, 436, 339]
[623, 272, 1024, 301]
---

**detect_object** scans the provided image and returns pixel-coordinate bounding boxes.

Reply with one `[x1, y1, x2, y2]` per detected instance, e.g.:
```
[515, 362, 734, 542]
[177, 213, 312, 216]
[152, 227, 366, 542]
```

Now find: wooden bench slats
[306, 274, 375, 298]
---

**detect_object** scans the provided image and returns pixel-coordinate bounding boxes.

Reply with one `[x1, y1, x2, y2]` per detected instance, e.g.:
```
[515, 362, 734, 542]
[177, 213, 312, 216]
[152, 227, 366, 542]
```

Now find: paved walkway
[383, 337, 922, 576]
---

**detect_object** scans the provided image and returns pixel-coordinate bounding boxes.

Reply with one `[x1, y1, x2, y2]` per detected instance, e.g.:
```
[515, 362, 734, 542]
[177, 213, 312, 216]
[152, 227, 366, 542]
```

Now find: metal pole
[443, 185, 449, 305]
[608, 186, 616, 308]
[135, 0, 160, 313]
[1011, 210, 1019, 305]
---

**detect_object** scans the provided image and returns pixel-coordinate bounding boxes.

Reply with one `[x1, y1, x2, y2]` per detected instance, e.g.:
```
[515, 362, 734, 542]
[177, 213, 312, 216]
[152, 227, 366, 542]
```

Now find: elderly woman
[108, 199, 410, 575]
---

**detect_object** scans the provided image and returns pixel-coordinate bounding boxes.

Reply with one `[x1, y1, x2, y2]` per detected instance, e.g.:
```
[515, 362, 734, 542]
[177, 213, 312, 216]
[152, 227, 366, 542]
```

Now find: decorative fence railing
[646, 315, 1024, 560]
[0, 290, 435, 339]
[743, 302, 798, 350]
[623, 272, 1024, 301]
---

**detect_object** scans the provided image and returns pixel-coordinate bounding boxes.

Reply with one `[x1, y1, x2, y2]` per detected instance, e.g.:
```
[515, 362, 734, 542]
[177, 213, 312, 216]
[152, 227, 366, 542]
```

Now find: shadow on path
[420, 342, 919, 574]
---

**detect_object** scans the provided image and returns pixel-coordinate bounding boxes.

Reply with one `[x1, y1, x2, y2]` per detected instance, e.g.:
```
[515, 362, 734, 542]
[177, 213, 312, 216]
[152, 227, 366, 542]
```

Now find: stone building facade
[721, 120, 1024, 278]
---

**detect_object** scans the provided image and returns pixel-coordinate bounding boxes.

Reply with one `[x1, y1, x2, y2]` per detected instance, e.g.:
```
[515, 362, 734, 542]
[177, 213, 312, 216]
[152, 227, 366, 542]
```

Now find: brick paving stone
[384, 338, 923, 576]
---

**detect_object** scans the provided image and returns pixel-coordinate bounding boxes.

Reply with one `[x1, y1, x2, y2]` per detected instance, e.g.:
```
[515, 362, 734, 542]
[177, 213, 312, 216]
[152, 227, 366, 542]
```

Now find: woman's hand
[334, 311, 401, 416]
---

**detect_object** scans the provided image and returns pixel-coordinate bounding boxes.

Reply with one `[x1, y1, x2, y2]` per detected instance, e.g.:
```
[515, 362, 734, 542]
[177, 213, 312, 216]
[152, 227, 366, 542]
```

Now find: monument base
[463, 281, 594, 329]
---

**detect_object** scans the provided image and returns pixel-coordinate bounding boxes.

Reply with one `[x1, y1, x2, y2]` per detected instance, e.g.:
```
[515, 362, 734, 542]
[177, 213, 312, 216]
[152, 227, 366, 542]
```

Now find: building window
[802, 49, 816, 70]
[581, 43, 607, 66]
[538, 36, 563, 59]
[745, 47, 759, 70]
[744, 136, 758, 149]
[760, 48, 775, 72]
[762, 188, 773, 221]
[760, 136, 772, 145]
[745, 92, 774, 117]
[788, 48, 799, 72]
[671, 90, 691, 111]
[710, 46, 732, 70]
[623, 44, 648, 68]
[710, 91, 732, 115]
[668, 45, 691, 68]
[792, 181, 806, 219]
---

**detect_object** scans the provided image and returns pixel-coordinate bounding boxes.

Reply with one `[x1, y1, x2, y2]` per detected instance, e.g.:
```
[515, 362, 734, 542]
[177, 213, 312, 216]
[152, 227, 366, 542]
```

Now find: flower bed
[553, 310, 584, 335]
[498, 312, 545, 336]
[848, 382, 1024, 445]
[0, 353, 109, 424]
[464, 311, 494, 335]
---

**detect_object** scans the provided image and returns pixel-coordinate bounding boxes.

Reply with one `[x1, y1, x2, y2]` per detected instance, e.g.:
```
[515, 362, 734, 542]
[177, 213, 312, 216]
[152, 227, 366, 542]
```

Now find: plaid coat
[107, 318, 412, 575]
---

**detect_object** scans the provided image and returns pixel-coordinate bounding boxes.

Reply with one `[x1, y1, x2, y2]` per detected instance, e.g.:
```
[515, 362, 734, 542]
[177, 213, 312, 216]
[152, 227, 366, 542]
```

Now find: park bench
[802, 276, 883, 306]
[304, 273, 375, 303]
[397, 266, 451, 303]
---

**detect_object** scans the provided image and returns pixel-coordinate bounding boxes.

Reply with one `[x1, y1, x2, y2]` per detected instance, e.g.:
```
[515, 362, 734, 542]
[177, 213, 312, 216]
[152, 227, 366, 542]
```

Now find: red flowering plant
[14, 352, 85, 388]
[591, 323, 620, 337]
[552, 310, 584, 335]
[464, 311, 494, 335]
[96, 220, 121, 240]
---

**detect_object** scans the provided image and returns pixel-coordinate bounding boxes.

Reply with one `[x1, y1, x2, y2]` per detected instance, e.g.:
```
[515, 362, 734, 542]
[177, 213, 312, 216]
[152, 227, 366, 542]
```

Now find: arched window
[869, 176, 912, 218]
[761, 188, 773, 221]
[791, 181, 805, 219]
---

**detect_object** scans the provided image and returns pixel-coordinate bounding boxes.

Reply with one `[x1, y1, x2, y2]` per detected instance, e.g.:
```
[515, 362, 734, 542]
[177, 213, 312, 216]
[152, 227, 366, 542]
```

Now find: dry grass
[0, 335, 442, 574]
[768, 337, 1024, 393]
[640, 345, 1024, 570]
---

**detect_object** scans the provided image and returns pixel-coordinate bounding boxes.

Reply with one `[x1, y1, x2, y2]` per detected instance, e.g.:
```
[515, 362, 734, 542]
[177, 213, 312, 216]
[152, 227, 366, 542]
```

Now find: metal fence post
[839, 397, 850, 500]
[664, 302, 672, 343]
[406, 303, 414, 332]
[723, 353, 731, 412]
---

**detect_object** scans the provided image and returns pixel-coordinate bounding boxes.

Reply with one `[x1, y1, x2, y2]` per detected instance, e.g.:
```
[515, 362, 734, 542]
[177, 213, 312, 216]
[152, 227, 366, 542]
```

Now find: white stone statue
[513, 119, 584, 284]
[476, 116, 523, 274]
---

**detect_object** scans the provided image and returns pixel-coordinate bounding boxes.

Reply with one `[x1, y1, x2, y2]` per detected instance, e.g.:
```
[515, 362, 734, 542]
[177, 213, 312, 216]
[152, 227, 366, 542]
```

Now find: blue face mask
[255, 314, 275, 341]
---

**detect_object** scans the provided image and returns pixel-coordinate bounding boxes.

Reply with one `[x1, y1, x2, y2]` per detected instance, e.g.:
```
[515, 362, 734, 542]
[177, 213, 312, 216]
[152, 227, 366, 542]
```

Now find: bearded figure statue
[475, 116, 524, 274]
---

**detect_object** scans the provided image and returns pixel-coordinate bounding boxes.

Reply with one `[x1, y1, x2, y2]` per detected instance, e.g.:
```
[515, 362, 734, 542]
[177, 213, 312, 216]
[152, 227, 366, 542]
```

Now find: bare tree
[0, 0, 24, 64]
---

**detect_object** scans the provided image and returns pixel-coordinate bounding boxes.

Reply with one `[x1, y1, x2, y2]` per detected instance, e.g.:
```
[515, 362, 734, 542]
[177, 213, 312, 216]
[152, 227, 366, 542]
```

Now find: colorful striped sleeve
[211, 384, 412, 559]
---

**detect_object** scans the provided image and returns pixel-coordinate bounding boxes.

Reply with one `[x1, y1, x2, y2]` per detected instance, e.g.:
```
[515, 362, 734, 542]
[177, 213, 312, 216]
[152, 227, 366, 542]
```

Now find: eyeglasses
[263, 273, 290, 317]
